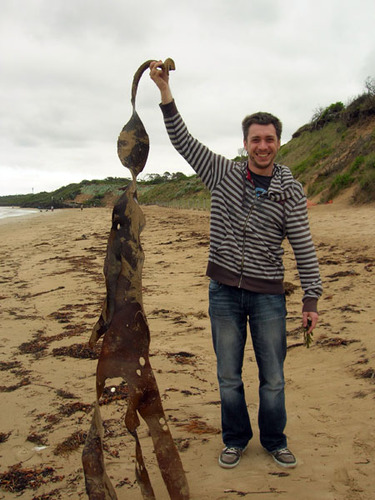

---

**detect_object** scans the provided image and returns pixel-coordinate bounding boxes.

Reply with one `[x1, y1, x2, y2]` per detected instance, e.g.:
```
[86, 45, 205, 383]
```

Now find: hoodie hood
[240, 162, 305, 204]
[267, 163, 304, 203]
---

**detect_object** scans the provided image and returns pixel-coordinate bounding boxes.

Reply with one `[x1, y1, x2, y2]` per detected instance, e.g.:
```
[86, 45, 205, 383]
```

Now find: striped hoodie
[160, 101, 322, 312]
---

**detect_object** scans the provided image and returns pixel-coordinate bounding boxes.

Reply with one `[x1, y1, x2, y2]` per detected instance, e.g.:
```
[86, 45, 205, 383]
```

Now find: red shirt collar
[246, 167, 254, 184]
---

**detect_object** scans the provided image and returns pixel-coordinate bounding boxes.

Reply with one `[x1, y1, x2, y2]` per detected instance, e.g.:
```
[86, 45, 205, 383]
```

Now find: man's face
[244, 123, 280, 175]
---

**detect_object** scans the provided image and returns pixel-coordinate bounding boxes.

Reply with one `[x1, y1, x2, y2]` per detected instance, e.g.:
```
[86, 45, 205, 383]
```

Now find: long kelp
[82, 59, 189, 500]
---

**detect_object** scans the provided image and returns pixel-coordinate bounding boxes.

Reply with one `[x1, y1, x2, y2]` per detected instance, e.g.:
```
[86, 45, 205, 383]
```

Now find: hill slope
[277, 95, 375, 204]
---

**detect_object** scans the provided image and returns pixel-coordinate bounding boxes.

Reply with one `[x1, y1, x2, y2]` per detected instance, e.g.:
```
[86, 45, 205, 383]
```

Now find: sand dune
[0, 202, 374, 499]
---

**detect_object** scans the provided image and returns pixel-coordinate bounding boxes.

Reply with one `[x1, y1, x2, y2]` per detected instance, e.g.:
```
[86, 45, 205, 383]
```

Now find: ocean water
[0, 206, 40, 220]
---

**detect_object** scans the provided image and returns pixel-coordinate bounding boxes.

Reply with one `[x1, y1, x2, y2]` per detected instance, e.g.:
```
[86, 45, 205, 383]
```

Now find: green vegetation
[310, 102, 345, 129]
[138, 173, 210, 207]
[354, 153, 375, 203]
[283, 133, 375, 204]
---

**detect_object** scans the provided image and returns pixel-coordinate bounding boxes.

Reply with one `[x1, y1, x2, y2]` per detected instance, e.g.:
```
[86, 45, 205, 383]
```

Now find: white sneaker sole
[218, 456, 241, 469]
[270, 454, 297, 468]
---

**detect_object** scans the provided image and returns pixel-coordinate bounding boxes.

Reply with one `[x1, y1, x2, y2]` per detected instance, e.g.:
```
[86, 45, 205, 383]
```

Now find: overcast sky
[1, 0, 374, 196]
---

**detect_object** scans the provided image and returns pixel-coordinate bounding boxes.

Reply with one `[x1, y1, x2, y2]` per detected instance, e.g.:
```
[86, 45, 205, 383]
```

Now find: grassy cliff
[0, 174, 211, 210]
[277, 92, 375, 204]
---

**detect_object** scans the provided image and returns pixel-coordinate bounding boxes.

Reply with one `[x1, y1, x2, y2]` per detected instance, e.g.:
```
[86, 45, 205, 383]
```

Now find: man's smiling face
[244, 123, 280, 175]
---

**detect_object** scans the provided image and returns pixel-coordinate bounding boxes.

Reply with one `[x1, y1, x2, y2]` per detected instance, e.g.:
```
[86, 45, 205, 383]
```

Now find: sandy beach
[0, 201, 374, 500]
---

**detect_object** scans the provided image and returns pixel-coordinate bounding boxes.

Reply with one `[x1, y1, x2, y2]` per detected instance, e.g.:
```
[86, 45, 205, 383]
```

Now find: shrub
[342, 93, 375, 125]
[321, 102, 344, 120]
[322, 172, 355, 202]
[349, 155, 365, 173]
[353, 168, 375, 203]
[311, 102, 344, 129]
[365, 76, 375, 96]
[331, 172, 354, 190]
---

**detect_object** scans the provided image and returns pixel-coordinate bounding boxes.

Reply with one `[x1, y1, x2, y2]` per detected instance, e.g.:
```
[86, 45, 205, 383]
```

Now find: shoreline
[0, 206, 41, 221]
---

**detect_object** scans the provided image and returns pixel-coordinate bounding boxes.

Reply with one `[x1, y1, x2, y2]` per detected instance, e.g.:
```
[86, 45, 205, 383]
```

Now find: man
[149, 60, 322, 469]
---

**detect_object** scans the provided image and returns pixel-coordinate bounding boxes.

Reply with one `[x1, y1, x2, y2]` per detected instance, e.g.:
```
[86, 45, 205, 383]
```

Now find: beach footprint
[11, 444, 35, 462]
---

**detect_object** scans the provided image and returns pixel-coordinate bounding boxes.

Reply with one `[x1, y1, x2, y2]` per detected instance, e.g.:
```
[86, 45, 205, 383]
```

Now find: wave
[0, 207, 40, 220]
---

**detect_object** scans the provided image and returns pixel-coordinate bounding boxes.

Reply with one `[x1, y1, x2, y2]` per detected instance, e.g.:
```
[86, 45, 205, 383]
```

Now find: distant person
[150, 61, 322, 469]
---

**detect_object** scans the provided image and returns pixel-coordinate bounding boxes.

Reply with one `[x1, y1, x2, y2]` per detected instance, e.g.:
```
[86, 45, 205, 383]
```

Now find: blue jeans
[209, 280, 287, 452]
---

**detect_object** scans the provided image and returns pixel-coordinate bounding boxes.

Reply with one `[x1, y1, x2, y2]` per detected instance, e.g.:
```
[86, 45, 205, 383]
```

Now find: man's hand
[302, 311, 318, 334]
[302, 311, 318, 348]
[149, 60, 173, 104]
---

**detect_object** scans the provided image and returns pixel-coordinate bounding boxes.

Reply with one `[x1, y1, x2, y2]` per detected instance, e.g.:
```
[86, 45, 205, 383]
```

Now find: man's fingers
[303, 312, 318, 333]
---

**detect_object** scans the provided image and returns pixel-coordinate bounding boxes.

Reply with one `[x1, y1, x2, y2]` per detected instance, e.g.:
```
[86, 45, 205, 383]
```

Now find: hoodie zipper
[238, 193, 268, 288]
[238, 201, 256, 288]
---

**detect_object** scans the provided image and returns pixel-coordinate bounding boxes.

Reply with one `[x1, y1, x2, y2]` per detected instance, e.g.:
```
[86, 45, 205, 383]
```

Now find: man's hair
[242, 112, 282, 141]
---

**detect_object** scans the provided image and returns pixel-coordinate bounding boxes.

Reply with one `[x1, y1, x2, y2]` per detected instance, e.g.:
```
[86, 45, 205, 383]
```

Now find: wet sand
[0, 202, 374, 499]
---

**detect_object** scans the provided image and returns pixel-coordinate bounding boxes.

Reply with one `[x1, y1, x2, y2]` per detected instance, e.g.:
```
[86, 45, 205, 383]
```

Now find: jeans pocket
[209, 279, 222, 293]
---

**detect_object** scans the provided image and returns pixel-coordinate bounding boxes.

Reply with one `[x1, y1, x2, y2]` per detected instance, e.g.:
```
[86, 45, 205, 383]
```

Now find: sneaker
[269, 448, 297, 468]
[219, 447, 244, 469]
